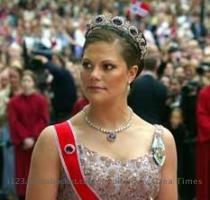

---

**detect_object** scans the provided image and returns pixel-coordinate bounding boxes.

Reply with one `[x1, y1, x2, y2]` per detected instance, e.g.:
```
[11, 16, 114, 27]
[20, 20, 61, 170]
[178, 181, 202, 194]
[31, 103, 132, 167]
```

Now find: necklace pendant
[106, 132, 117, 142]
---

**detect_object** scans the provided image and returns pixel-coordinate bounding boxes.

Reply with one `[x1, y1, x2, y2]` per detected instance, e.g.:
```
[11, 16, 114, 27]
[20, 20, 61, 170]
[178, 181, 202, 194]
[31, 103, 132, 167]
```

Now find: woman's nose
[90, 66, 102, 80]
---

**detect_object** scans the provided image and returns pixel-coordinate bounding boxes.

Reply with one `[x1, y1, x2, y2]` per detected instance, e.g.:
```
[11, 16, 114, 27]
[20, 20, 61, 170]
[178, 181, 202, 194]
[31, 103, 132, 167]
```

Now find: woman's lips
[87, 86, 106, 90]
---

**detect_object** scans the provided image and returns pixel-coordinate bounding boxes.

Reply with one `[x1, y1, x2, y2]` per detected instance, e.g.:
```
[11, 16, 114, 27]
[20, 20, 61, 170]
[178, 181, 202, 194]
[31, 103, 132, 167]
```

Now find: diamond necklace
[83, 106, 133, 142]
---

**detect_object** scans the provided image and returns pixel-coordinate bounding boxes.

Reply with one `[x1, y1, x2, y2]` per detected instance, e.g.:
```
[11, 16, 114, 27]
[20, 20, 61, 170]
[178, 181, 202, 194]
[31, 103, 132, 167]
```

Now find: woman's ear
[128, 65, 138, 83]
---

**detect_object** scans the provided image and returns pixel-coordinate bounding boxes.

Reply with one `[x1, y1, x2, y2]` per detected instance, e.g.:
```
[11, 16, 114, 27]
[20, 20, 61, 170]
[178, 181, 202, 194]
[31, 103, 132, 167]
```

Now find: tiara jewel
[86, 15, 147, 59]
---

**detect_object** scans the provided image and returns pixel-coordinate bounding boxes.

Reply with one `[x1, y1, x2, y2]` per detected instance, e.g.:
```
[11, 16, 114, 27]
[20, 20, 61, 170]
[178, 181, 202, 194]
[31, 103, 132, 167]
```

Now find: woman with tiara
[26, 15, 177, 200]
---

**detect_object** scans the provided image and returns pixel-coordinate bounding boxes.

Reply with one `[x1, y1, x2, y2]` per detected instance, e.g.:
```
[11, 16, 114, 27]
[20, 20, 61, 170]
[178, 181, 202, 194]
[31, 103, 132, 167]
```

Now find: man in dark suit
[191, 14, 206, 40]
[35, 55, 77, 122]
[128, 55, 167, 124]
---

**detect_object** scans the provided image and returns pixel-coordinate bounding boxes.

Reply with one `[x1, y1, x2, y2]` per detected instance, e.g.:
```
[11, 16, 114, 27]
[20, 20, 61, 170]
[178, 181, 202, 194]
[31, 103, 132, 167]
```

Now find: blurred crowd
[0, 0, 210, 199]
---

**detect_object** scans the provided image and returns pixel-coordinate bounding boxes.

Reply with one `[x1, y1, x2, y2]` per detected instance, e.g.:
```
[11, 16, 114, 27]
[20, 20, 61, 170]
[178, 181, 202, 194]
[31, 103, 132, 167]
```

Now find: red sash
[54, 121, 100, 200]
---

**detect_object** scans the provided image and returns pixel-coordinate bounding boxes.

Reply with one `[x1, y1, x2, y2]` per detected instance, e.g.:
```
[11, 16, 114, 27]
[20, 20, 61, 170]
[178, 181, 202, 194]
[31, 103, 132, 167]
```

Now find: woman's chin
[87, 95, 109, 104]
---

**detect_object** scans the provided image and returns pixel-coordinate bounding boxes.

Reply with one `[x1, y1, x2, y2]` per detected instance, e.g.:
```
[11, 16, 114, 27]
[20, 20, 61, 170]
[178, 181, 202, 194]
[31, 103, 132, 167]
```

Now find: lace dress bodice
[56, 125, 165, 200]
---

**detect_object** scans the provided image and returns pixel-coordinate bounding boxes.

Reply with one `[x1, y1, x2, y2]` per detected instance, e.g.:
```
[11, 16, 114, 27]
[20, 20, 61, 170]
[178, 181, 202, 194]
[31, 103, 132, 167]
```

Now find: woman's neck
[23, 89, 36, 96]
[85, 102, 131, 130]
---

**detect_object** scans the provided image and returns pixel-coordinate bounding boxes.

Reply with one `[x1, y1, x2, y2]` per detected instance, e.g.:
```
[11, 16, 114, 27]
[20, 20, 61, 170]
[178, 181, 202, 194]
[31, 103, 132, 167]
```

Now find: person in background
[168, 77, 182, 104]
[180, 63, 201, 200]
[196, 85, 210, 200]
[167, 107, 187, 199]
[128, 55, 167, 124]
[9, 67, 23, 97]
[34, 55, 77, 123]
[191, 13, 207, 40]
[0, 67, 14, 198]
[8, 70, 50, 200]
[0, 67, 10, 125]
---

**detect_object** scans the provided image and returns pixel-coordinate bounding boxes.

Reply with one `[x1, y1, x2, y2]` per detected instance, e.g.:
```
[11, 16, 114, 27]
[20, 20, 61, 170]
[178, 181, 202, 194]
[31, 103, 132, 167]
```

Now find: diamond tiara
[85, 15, 147, 59]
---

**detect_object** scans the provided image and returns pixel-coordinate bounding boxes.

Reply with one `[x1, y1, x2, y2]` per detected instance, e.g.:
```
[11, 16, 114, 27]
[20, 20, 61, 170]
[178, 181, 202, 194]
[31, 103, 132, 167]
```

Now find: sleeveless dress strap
[151, 125, 166, 167]
[54, 121, 101, 200]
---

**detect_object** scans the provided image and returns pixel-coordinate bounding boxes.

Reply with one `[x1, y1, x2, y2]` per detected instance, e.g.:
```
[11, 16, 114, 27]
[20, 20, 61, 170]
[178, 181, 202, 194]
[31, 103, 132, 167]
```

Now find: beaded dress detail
[56, 124, 165, 200]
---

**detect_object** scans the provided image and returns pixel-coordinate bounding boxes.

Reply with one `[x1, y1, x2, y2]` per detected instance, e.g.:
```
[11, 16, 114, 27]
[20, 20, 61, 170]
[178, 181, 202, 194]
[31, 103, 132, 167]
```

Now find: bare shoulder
[156, 127, 178, 199]
[131, 115, 159, 152]
[35, 125, 58, 154]
[30, 125, 60, 171]
[135, 114, 176, 148]
[159, 126, 176, 152]
[26, 126, 61, 200]
[158, 125, 177, 174]
[133, 114, 176, 155]
[132, 114, 156, 138]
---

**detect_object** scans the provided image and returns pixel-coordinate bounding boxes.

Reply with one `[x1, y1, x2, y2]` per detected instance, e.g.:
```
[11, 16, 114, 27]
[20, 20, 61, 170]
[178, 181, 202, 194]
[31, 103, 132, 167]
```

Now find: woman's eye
[82, 62, 92, 70]
[104, 64, 116, 70]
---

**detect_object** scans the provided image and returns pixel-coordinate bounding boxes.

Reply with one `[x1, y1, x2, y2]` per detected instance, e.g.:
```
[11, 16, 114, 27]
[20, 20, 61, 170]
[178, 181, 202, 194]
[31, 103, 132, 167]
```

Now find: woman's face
[164, 63, 174, 77]
[21, 75, 35, 92]
[175, 67, 184, 78]
[9, 68, 21, 87]
[170, 80, 181, 95]
[184, 66, 196, 80]
[160, 76, 170, 88]
[0, 69, 9, 88]
[80, 41, 137, 104]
